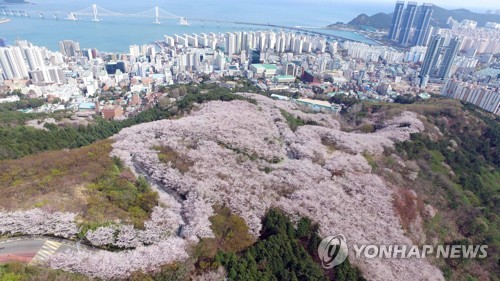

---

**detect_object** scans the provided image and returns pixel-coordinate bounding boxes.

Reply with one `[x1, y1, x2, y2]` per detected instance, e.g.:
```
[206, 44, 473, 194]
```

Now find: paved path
[28, 240, 62, 265]
[0, 237, 89, 265]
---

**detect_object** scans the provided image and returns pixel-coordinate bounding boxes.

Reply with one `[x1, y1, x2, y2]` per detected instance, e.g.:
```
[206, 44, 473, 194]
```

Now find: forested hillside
[342, 98, 499, 281]
[0, 86, 497, 280]
[0, 84, 255, 160]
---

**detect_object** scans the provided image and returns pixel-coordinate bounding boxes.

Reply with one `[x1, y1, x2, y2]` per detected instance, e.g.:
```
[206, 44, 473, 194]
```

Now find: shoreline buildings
[0, 23, 498, 116]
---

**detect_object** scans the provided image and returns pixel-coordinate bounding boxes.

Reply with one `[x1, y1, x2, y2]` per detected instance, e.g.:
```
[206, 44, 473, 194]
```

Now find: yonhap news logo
[318, 234, 489, 269]
[318, 234, 348, 269]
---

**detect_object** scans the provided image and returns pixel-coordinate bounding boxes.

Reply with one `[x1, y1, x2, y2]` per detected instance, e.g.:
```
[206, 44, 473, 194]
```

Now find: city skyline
[20, 0, 500, 11]
[5, 0, 499, 23]
[329, 0, 499, 11]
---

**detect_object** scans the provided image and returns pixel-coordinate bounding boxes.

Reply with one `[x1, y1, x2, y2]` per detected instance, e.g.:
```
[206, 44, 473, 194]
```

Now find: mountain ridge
[337, 5, 500, 29]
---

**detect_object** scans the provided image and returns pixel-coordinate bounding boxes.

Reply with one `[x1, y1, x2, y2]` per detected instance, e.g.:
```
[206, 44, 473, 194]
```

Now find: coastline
[323, 25, 385, 45]
[316, 26, 381, 45]
[0, 16, 380, 52]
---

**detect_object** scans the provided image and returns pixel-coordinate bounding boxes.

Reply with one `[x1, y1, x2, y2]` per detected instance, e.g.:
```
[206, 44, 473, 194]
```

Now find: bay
[0, 0, 389, 52]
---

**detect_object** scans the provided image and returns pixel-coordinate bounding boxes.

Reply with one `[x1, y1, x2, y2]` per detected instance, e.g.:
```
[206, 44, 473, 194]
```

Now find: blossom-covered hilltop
[109, 93, 442, 281]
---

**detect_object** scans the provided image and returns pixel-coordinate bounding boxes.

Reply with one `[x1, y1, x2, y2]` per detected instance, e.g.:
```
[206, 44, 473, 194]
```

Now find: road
[0, 237, 88, 265]
[131, 155, 186, 237]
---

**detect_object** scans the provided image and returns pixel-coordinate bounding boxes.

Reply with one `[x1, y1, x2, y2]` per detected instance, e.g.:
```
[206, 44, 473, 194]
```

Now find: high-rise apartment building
[0, 46, 29, 80]
[388, 1, 405, 41]
[389, 1, 434, 47]
[418, 35, 443, 87]
[225, 33, 237, 56]
[398, 2, 418, 46]
[22, 46, 45, 71]
[59, 40, 80, 57]
[419, 35, 461, 87]
[129, 45, 141, 57]
[437, 37, 461, 79]
[412, 3, 434, 46]
[442, 80, 500, 115]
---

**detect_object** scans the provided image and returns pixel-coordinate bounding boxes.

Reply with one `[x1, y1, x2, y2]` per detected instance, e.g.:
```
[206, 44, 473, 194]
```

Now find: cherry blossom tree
[49, 237, 188, 280]
[85, 225, 115, 247]
[0, 93, 440, 280]
[111, 94, 442, 281]
[0, 209, 77, 238]
[85, 206, 183, 248]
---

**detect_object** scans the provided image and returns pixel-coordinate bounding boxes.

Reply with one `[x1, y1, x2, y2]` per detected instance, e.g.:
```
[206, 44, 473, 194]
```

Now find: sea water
[0, 0, 392, 52]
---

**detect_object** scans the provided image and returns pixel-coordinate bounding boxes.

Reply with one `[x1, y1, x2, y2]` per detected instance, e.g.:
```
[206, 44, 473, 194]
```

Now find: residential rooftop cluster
[0, 23, 499, 116]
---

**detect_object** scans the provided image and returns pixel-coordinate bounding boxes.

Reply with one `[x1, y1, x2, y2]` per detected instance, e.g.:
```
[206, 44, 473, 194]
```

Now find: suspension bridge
[0, 4, 376, 43]
[1, 4, 190, 25]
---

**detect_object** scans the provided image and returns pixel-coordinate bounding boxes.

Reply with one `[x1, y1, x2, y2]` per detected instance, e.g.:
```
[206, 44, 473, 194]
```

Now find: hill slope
[342, 99, 499, 281]
[0, 87, 497, 280]
[348, 13, 392, 29]
[111, 93, 442, 280]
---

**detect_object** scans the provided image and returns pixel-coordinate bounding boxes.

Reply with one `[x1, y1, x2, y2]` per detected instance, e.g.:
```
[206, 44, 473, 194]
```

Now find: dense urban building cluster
[386, 1, 499, 113]
[0, 5, 499, 116]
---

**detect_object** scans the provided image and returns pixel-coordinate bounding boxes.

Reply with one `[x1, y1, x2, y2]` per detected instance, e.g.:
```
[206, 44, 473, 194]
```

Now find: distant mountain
[430, 6, 500, 27]
[348, 13, 392, 29]
[343, 5, 500, 29]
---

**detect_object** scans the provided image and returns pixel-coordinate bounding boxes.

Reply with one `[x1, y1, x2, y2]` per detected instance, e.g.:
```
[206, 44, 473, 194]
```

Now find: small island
[1, 0, 28, 4]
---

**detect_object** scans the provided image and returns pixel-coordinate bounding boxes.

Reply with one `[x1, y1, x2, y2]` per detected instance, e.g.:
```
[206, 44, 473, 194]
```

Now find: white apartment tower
[23, 46, 45, 71]
[0, 46, 29, 79]
[59, 40, 80, 57]
[226, 33, 237, 56]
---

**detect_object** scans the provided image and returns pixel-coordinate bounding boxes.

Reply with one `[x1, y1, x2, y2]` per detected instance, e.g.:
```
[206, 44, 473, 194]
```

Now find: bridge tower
[179, 17, 189, 26]
[153, 6, 160, 24]
[92, 4, 100, 22]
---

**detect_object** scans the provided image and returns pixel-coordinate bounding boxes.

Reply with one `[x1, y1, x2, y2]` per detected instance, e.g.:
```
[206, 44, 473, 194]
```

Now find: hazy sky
[334, 0, 498, 11]
[27, 0, 500, 13]
[272, 0, 499, 12]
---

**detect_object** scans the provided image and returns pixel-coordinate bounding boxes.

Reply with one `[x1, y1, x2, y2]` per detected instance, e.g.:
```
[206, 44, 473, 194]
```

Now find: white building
[226, 33, 237, 56]
[442, 79, 500, 115]
[23, 46, 45, 71]
[0, 46, 29, 79]
[485, 22, 500, 29]
[129, 45, 141, 57]
[59, 40, 80, 57]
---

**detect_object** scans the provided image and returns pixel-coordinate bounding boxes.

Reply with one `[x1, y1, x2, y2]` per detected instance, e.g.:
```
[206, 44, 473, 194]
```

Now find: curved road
[0, 237, 91, 265]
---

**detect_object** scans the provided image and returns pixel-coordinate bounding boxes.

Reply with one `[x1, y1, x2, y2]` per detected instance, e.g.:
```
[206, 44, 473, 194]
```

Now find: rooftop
[79, 102, 96, 110]
[296, 98, 332, 108]
[475, 68, 500, 78]
[271, 94, 290, 101]
[327, 91, 346, 97]
[251, 64, 277, 70]
[275, 75, 295, 79]
[419, 92, 431, 99]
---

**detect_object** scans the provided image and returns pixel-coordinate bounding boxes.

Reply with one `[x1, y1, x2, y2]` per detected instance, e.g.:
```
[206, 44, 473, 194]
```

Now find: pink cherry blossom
[110, 94, 440, 281]
[1, 93, 440, 281]
[49, 237, 188, 280]
[0, 209, 77, 238]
